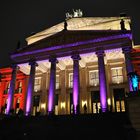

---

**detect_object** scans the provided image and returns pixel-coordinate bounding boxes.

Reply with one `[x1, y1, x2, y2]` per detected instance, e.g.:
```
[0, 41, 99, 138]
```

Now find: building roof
[26, 17, 131, 45]
[10, 17, 132, 64]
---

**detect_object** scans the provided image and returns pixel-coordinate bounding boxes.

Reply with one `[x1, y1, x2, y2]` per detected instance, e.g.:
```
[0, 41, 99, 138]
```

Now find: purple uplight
[11, 33, 132, 58]
[72, 54, 80, 114]
[6, 65, 17, 114]
[25, 61, 37, 116]
[97, 51, 107, 112]
[100, 72, 107, 112]
[48, 86, 53, 112]
[48, 58, 57, 114]
[73, 72, 79, 113]
[48, 68, 55, 112]
[6, 92, 12, 114]
[26, 87, 32, 116]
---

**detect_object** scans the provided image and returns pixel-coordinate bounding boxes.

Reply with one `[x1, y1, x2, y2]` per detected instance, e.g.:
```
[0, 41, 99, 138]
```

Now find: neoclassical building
[0, 16, 137, 116]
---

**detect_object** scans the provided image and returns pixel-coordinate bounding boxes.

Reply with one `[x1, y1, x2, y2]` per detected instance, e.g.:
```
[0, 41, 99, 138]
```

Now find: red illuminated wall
[0, 67, 27, 113]
[131, 48, 140, 89]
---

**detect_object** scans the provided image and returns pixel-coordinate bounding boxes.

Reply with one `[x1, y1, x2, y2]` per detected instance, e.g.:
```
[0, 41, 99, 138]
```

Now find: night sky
[0, 0, 139, 67]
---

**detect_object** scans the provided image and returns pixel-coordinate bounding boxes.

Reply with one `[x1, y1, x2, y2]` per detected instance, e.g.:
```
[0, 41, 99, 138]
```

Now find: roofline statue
[66, 9, 83, 20]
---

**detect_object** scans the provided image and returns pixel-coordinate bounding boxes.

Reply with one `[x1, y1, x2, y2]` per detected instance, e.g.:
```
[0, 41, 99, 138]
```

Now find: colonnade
[6, 48, 133, 115]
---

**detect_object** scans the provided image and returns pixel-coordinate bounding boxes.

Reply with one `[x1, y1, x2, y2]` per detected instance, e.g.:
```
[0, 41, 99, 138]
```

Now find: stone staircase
[0, 112, 136, 140]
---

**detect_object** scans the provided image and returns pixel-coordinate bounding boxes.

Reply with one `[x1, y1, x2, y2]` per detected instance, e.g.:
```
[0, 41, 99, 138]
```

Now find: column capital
[29, 60, 38, 67]
[96, 50, 105, 57]
[122, 47, 132, 54]
[11, 63, 19, 69]
[71, 54, 81, 61]
[49, 57, 58, 63]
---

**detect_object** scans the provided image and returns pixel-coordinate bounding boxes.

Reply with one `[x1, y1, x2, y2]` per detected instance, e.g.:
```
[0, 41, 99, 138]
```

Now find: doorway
[113, 88, 125, 112]
[70, 93, 73, 114]
[91, 91, 100, 113]
[55, 94, 59, 115]
[33, 95, 40, 116]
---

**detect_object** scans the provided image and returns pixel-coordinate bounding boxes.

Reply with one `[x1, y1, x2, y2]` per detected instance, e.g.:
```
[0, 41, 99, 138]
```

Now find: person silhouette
[83, 103, 87, 114]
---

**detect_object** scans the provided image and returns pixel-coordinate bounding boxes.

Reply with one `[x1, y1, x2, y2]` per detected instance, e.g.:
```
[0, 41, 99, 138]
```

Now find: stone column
[71, 54, 81, 114]
[25, 61, 38, 116]
[6, 64, 18, 114]
[122, 47, 134, 91]
[96, 51, 107, 112]
[48, 57, 58, 114]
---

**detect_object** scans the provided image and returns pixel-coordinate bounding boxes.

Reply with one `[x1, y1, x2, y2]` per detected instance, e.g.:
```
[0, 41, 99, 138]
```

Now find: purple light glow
[48, 84, 53, 112]
[72, 54, 80, 114]
[100, 72, 107, 112]
[97, 51, 107, 112]
[25, 61, 37, 115]
[6, 65, 17, 114]
[11, 33, 132, 58]
[48, 70, 55, 112]
[26, 87, 32, 116]
[6, 92, 12, 114]
[48, 58, 57, 113]
[73, 72, 79, 113]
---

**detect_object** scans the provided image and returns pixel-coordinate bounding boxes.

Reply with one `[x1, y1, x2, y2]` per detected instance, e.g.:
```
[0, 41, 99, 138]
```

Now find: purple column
[48, 57, 58, 114]
[25, 61, 37, 116]
[6, 64, 18, 114]
[96, 51, 107, 112]
[122, 47, 134, 91]
[71, 54, 81, 114]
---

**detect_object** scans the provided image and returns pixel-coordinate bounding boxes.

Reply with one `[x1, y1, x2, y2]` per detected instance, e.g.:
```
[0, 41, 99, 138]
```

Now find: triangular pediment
[26, 17, 131, 45]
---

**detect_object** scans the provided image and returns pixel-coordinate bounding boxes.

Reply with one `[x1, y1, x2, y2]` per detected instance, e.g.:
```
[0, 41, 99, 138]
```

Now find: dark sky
[0, 0, 139, 67]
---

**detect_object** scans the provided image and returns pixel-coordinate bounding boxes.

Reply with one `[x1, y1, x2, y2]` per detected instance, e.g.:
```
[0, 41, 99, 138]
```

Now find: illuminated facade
[0, 67, 27, 114]
[0, 16, 138, 116]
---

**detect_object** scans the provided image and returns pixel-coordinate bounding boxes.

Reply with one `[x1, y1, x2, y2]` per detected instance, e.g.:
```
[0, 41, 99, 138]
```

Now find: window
[55, 94, 59, 115]
[116, 100, 125, 112]
[34, 77, 41, 92]
[121, 100, 125, 112]
[56, 75, 59, 89]
[69, 73, 73, 88]
[89, 70, 99, 86]
[113, 88, 125, 112]
[111, 67, 123, 84]
[16, 81, 22, 93]
[4, 82, 10, 94]
[15, 98, 20, 114]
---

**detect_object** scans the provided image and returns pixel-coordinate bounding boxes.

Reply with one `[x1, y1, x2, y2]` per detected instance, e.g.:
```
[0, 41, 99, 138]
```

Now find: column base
[48, 111, 55, 116]
[25, 111, 31, 116]
[102, 108, 108, 113]
[73, 104, 80, 115]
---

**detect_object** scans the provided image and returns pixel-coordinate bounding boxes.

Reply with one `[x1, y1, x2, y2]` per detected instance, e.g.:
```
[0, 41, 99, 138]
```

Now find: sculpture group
[66, 9, 83, 19]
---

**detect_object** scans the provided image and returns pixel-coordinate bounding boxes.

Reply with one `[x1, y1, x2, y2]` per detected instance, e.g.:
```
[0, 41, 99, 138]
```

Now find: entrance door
[70, 93, 73, 114]
[113, 88, 125, 112]
[33, 95, 40, 116]
[55, 94, 59, 115]
[91, 91, 100, 113]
